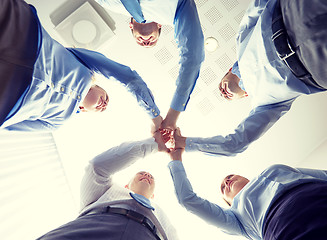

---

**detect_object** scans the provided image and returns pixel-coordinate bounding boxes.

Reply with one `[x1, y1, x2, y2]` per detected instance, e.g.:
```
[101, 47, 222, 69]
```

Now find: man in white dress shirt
[37, 132, 178, 240]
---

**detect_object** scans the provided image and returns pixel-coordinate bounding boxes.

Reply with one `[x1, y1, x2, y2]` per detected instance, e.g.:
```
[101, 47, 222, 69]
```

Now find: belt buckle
[126, 210, 145, 223]
[279, 38, 295, 61]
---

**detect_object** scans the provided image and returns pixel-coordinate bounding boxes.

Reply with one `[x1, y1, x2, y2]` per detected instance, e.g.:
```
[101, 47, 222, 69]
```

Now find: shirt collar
[130, 192, 155, 210]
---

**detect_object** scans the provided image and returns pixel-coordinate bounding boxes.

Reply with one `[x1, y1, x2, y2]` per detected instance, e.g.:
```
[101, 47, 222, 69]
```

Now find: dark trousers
[281, 0, 327, 89]
[263, 182, 327, 240]
[0, 0, 39, 126]
[37, 213, 158, 240]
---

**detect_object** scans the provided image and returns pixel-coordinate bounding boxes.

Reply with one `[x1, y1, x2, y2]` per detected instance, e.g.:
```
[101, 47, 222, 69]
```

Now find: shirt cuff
[170, 92, 188, 112]
[231, 61, 241, 80]
[149, 106, 160, 119]
[185, 137, 199, 152]
[146, 137, 159, 153]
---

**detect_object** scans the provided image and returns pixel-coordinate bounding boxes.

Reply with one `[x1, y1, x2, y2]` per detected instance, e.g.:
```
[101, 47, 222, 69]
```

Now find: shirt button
[61, 87, 65, 92]
[152, 109, 155, 112]
[77, 95, 81, 99]
[182, 104, 185, 106]
[154, 112, 158, 116]
[51, 82, 54, 88]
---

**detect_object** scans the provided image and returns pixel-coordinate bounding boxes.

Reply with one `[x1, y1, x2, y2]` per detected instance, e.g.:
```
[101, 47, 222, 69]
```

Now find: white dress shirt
[80, 137, 179, 240]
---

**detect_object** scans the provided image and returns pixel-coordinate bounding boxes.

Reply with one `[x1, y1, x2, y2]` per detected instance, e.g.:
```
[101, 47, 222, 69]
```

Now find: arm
[183, 99, 294, 156]
[3, 119, 56, 131]
[80, 138, 158, 209]
[236, 0, 269, 42]
[67, 48, 160, 119]
[170, 0, 204, 113]
[296, 168, 327, 181]
[168, 159, 245, 236]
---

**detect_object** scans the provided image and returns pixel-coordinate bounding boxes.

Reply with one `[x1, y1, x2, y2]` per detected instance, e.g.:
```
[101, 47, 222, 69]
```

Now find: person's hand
[173, 127, 186, 149]
[151, 115, 163, 134]
[161, 108, 181, 131]
[153, 130, 170, 153]
[169, 148, 184, 161]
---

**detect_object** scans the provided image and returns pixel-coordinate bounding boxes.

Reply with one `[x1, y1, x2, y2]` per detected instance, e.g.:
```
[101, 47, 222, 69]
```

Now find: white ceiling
[26, 0, 327, 239]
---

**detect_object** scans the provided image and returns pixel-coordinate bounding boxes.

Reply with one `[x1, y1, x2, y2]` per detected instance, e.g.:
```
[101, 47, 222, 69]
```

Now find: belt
[271, 0, 324, 89]
[84, 206, 161, 240]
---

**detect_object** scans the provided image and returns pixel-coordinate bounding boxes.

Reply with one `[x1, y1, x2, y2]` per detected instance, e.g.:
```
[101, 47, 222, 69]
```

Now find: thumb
[174, 127, 181, 137]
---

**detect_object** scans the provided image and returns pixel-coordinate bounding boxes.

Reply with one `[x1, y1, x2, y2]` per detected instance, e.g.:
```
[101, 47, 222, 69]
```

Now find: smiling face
[126, 171, 156, 199]
[219, 71, 247, 100]
[79, 85, 109, 112]
[129, 18, 162, 48]
[220, 174, 249, 206]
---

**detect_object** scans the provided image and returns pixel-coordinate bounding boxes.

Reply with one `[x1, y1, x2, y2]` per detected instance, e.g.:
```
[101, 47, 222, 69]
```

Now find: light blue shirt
[185, 0, 326, 156]
[169, 162, 327, 239]
[96, 0, 205, 111]
[1, 12, 159, 131]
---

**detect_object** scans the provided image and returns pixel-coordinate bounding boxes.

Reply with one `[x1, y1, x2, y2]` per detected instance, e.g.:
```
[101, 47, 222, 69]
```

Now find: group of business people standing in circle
[1, 0, 327, 239]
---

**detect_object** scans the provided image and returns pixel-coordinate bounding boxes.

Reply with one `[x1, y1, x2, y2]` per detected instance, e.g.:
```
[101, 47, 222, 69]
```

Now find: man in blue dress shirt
[95, 0, 205, 132]
[172, 0, 327, 157]
[168, 143, 327, 239]
[0, 0, 161, 131]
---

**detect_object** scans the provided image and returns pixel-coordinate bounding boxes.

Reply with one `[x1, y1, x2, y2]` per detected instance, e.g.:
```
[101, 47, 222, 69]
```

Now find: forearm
[168, 161, 243, 235]
[80, 138, 158, 208]
[185, 100, 294, 156]
[91, 138, 158, 178]
[172, 0, 204, 111]
[68, 48, 160, 118]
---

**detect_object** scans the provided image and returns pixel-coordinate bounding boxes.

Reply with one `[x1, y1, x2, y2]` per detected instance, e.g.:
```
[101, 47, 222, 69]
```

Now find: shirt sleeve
[296, 168, 327, 181]
[231, 61, 241, 79]
[185, 99, 294, 156]
[67, 48, 160, 119]
[3, 119, 56, 131]
[236, 0, 269, 43]
[168, 161, 245, 236]
[171, 0, 205, 111]
[80, 138, 158, 209]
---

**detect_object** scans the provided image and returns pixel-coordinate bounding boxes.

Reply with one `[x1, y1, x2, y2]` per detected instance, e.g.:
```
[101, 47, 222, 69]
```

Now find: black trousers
[281, 0, 327, 89]
[263, 182, 327, 240]
[0, 0, 39, 126]
[37, 213, 158, 240]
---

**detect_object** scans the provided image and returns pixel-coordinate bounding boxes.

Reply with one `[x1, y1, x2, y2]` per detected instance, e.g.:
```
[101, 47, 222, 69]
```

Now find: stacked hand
[152, 108, 185, 159]
[153, 126, 186, 161]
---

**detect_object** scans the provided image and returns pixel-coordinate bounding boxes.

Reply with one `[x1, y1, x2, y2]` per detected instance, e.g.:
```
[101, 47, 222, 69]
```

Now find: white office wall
[0, 132, 76, 240]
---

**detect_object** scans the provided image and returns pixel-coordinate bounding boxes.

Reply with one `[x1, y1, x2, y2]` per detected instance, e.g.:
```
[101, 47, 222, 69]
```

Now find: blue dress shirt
[169, 162, 327, 239]
[1, 9, 159, 131]
[185, 0, 326, 156]
[96, 0, 205, 112]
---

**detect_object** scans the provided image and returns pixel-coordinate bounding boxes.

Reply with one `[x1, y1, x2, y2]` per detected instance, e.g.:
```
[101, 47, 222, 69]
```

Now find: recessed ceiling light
[72, 20, 97, 44]
[205, 37, 219, 52]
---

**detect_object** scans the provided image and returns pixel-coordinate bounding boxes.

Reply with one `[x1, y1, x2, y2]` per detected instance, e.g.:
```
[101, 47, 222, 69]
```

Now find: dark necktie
[120, 0, 146, 23]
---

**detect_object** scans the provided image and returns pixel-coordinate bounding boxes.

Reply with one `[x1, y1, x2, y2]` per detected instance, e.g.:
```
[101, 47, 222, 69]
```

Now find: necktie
[130, 193, 155, 210]
[120, 0, 146, 23]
